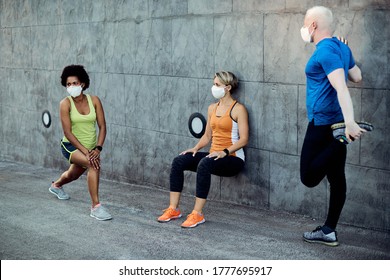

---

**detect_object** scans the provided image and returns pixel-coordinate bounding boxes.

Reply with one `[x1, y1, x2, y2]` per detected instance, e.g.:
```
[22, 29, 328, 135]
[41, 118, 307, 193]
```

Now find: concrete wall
[0, 0, 389, 231]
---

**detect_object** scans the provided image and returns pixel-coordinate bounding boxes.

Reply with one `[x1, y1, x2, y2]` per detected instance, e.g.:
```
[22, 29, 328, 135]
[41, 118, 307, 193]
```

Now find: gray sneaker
[303, 226, 339, 246]
[49, 185, 70, 200]
[331, 121, 373, 144]
[90, 204, 112, 221]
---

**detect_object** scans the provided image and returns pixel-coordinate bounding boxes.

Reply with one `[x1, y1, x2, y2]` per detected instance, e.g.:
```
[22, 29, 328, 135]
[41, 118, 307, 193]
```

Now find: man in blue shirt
[299, 6, 370, 246]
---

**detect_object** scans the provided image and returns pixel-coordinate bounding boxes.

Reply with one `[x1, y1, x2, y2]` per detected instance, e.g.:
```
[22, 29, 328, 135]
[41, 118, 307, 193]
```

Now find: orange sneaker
[157, 207, 182, 222]
[181, 210, 205, 228]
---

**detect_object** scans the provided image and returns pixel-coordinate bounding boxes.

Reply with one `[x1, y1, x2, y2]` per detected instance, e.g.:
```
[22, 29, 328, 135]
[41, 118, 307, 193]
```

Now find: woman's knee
[171, 155, 185, 169]
[197, 158, 213, 174]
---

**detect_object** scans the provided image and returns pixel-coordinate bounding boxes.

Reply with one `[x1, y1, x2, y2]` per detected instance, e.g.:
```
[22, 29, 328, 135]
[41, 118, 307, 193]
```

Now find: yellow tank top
[62, 94, 97, 150]
[209, 100, 245, 161]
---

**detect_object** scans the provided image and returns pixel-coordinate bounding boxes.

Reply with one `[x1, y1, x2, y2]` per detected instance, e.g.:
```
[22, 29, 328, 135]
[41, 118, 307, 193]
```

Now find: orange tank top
[209, 100, 245, 161]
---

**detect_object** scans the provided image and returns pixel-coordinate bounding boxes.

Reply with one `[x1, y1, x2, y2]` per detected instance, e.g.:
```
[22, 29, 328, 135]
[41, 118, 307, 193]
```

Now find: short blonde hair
[214, 71, 238, 93]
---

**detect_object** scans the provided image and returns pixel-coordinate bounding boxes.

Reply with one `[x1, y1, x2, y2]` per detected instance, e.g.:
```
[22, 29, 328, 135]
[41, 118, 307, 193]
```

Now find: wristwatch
[223, 148, 229, 156]
[94, 145, 103, 152]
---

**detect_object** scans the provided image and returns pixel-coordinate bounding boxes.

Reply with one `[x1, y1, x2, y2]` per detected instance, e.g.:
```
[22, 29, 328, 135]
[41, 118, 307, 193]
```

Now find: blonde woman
[158, 71, 249, 228]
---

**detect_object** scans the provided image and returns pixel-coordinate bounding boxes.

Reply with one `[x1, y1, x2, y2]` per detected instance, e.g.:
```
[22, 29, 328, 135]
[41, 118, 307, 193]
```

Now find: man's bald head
[305, 6, 334, 34]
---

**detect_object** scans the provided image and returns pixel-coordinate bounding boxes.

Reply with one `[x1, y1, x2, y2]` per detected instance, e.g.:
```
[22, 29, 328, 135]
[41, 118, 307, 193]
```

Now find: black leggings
[170, 152, 245, 199]
[300, 121, 347, 230]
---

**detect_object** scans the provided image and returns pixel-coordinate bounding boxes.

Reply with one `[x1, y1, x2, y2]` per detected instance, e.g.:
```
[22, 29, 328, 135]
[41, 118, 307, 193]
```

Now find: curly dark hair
[60, 64, 90, 90]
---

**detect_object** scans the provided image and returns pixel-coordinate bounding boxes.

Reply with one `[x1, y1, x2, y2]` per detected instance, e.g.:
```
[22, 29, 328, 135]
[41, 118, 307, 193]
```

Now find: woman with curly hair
[50, 65, 112, 221]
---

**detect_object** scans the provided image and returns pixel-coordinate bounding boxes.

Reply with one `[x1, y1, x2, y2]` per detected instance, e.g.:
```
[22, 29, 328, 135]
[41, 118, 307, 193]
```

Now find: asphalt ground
[0, 160, 389, 261]
[0, 160, 390, 280]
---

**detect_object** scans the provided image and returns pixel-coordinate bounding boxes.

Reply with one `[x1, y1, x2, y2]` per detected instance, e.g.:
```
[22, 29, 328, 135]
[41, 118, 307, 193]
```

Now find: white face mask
[300, 25, 314, 43]
[66, 85, 83, 98]
[211, 85, 226, 99]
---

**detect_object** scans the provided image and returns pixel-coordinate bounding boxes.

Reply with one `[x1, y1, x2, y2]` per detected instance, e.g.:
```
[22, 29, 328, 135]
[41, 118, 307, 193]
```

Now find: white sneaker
[49, 185, 70, 200]
[303, 226, 339, 246]
[90, 204, 112, 221]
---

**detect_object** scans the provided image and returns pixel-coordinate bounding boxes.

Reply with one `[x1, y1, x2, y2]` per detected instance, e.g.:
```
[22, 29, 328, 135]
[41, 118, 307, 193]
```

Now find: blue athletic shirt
[305, 37, 356, 125]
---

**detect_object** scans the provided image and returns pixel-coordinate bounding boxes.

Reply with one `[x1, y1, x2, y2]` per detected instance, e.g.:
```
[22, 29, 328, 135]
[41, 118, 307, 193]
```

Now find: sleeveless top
[62, 94, 97, 150]
[209, 100, 245, 161]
